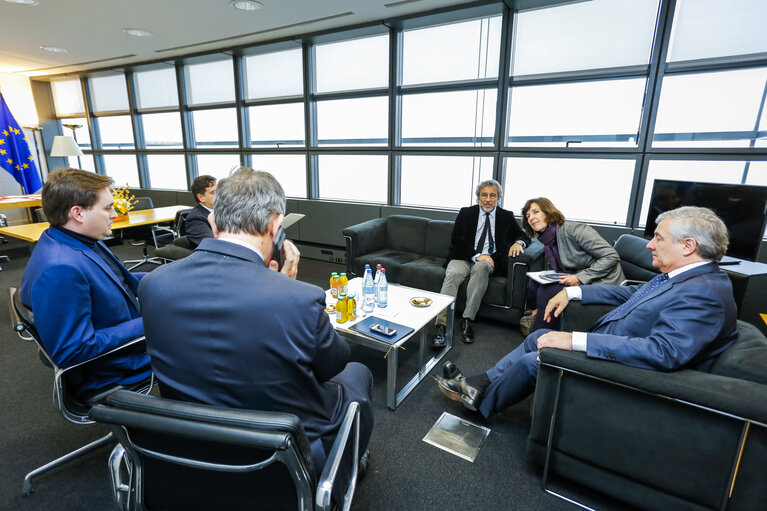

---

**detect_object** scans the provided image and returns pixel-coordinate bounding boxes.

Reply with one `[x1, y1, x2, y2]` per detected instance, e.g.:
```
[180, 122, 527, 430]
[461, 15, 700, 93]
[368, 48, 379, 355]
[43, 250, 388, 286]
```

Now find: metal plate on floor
[423, 412, 490, 462]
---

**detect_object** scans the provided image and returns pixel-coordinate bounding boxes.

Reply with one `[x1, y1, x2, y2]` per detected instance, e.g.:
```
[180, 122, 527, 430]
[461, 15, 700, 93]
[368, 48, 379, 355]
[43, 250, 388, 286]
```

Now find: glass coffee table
[326, 278, 455, 410]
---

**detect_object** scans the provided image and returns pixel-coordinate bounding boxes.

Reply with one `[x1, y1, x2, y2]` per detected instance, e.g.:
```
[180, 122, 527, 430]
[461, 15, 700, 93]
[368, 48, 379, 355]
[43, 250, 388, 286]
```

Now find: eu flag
[0, 92, 43, 193]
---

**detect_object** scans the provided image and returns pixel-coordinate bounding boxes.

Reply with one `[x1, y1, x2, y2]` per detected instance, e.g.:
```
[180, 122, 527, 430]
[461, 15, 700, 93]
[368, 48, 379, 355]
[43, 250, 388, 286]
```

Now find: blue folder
[349, 316, 414, 344]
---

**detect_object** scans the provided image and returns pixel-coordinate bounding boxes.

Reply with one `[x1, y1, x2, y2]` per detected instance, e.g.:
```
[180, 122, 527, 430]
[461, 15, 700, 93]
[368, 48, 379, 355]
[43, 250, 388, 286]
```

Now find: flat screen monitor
[643, 179, 767, 262]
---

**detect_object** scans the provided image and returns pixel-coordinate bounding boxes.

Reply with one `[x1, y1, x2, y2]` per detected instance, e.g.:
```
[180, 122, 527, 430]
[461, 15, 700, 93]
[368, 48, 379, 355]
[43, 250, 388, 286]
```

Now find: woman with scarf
[522, 197, 625, 333]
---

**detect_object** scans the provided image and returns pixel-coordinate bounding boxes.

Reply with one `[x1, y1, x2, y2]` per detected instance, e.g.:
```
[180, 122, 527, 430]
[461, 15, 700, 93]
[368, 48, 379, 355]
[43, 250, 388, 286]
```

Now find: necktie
[594, 272, 669, 327]
[476, 212, 494, 254]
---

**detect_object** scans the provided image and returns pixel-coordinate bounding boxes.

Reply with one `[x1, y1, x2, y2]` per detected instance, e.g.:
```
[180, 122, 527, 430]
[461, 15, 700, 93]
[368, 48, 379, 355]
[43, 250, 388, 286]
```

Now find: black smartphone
[272, 226, 286, 269]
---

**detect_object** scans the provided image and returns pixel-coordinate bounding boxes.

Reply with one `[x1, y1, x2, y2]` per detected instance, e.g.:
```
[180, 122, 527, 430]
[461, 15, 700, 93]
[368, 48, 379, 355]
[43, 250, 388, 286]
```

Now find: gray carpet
[0, 238, 628, 510]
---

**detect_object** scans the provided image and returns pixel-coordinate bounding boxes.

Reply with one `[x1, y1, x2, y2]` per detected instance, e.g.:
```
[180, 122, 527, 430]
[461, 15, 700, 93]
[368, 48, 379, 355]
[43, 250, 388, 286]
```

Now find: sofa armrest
[343, 218, 387, 277]
[559, 301, 614, 332]
[538, 348, 767, 424]
[506, 240, 543, 309]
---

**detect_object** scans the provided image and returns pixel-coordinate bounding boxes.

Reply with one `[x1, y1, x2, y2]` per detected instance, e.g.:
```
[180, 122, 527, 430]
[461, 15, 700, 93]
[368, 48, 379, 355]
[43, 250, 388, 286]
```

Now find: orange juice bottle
[330, 272, 339, 298]
[336, 294, 348, 323]
[339, 273, 349, 295]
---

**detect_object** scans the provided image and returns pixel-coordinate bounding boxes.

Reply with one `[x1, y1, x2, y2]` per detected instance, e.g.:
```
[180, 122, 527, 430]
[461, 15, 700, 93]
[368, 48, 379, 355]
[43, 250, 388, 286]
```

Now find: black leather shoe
[442, 360, 462, 379]
[432, 324, 447, 349]
[432, 374, 481, 412]
[461, 318, 474, 344]
[358, 449, 371, 481]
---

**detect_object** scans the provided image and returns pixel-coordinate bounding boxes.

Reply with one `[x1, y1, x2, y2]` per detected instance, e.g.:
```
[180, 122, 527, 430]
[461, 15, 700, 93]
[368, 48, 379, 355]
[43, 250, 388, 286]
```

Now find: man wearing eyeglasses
[433, 179, 530, 347]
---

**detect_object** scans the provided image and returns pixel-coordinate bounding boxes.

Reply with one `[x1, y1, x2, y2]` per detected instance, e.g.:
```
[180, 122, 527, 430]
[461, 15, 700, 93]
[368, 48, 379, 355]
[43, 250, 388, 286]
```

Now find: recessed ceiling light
[231, 0, 263, 11]
[122, 28, 154, 37]
[40, 46, 68, 53]
[4, 0, 39, 5]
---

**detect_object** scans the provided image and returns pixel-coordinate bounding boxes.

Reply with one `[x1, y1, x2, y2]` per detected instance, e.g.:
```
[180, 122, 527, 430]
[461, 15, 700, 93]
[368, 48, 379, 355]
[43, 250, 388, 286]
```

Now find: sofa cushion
[400, 256, 446, 293]
[711, 321, 767, 385]
[386, 215, 428, 254]
[425, 220, 452, 259]
[355, 249, 421, 283]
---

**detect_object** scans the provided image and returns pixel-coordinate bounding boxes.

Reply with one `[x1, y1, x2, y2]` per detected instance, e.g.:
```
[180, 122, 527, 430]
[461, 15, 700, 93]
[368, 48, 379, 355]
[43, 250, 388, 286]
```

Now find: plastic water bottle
[374, 264, 382, 286]
[363, 265, 375, 313]
[376, 268, 388, 308]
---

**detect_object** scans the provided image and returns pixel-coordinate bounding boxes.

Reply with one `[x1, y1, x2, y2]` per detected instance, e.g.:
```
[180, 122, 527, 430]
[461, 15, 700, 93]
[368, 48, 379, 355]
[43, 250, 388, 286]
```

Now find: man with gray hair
[433, 179, 530, 347]
[435, 206, 738, 417]
[138, 168, 374, 494]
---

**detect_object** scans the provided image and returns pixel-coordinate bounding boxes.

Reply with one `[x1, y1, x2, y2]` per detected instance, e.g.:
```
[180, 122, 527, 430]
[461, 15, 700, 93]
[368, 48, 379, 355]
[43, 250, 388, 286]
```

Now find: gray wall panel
[297, 200, 380, 247]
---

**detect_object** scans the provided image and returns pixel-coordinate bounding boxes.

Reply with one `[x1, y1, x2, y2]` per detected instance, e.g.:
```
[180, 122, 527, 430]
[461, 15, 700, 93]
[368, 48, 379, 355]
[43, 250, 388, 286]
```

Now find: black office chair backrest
[177, 208, 192, 237]
[614, 234, 659, 282]
[134, 196, 154, 211]
[90, 390, 317, 511]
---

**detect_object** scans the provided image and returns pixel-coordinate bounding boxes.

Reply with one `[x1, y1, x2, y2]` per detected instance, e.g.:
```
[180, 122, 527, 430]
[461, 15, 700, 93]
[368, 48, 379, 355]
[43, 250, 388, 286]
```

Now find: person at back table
[433, 179, 530, 348]
[434, 206, 737, 418]
[20, 168, 151, 399]
[138, 167, 374, 500]
[521, 197, 624, 333]
[185, 174, 216, 248]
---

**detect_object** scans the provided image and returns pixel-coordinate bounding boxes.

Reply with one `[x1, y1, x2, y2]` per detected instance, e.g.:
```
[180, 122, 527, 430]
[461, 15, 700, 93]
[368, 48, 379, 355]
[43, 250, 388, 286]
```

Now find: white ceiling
[0, 0, 474, 77]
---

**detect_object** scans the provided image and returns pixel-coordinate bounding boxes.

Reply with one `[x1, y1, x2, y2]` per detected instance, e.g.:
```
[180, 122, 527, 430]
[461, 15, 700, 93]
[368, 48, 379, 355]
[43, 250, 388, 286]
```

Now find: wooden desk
[0, 205, 190, 243]
[0, 194, 42, 210]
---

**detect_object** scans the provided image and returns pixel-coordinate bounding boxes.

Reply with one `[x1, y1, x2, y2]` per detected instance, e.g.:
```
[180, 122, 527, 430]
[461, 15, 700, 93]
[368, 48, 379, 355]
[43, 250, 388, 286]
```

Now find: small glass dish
[410, 297, 432, 307]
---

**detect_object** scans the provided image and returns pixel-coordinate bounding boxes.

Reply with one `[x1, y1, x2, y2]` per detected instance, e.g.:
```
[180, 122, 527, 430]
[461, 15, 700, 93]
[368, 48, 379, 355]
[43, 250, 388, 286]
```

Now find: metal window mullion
[389, 25, 401, 205]
[303, 42, 318, 199]
[494, 3, 514, 188]
[176, 59, 196, 186]
[125, 70, 149, 189]
[233, 52, 248, 168]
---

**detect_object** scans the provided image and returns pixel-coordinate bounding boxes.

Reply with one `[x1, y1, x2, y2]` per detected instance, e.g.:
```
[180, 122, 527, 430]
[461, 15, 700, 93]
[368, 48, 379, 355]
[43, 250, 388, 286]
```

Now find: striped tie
[594, 273, 669, 327]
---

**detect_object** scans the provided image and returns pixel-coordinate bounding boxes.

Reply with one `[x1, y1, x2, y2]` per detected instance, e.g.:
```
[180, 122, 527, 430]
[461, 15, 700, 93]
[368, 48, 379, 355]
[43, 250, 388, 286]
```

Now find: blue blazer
[184, 204, 214, 248]
[20, 227, 151, 394]
[581, 262, 738, 371]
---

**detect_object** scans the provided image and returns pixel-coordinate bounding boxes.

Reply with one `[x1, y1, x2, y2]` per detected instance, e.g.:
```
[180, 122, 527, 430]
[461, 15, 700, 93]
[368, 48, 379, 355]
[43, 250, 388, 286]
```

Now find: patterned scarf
[537, 224, 565, 272]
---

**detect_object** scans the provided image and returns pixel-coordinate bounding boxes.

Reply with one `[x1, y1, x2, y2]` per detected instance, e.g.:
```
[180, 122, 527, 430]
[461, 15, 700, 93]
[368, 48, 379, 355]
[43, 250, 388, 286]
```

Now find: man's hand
[268, 239, 300, 279]
[537, 331, 573, 351]
[508, 242, 524, 257]
[476, 254, 494, 267]
[558, 274, 580, 287]
[543, 289, 570, 322]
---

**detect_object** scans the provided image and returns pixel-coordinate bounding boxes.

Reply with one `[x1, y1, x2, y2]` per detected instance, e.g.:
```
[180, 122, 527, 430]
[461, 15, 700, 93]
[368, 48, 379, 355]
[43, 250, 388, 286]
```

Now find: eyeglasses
[479, 193, 498, 199]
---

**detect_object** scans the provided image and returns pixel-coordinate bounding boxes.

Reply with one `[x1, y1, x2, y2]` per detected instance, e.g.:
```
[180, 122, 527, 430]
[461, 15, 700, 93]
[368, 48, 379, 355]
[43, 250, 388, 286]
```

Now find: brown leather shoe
[433, 374, 481, 411]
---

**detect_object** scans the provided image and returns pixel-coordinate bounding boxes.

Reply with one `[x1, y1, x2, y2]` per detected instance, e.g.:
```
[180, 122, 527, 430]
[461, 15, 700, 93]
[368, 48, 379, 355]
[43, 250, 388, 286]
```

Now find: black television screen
[643, 179, 767, 262]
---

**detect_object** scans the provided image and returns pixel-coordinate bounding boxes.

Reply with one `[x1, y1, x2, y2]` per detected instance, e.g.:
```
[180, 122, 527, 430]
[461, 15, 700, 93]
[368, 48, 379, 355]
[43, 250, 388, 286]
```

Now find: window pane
[315, 35, 388, 93]
[504, 157, 635, 224]
[316, 97, 388, 146]
[249, 103, 305, 147]
[196, 154, 241, 181]
[186, 59, 235, 105]
[318, 155, 387, 203]
[403, 16, 501, 85]
[98, 116, 135, 149]
[60, 118, 91, 149]
[400, 156, 493, 209]
[668, 0, 767, 62]
[135, 67, 178, 109]
[66, 153, 95, 172]
[512, 0, 658, 76]
[653, 67, 767, 148]
[192, 108, 239, 148]
[639, 160, 747, 227]
[251, 154, 306, 198]
[244, 48, 303, 99]
[745, 161, 767, 186]
[402, 89, 496, 147]
[89, 74, 129, 112]
[146, 154, 187, 190]
[142, 112, 183, 148]
[103, 154, 140, 188]
[51, 80, 84, 116]
[508, 79, 646, 147]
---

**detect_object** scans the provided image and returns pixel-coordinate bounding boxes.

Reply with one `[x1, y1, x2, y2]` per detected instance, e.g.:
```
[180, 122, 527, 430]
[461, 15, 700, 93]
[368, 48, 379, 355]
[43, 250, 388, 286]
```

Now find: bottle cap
[347, 293, 355, 299]
[331, 272, 338, 276]
[339, 293, 346, 298]
[340, 273, 346, 276]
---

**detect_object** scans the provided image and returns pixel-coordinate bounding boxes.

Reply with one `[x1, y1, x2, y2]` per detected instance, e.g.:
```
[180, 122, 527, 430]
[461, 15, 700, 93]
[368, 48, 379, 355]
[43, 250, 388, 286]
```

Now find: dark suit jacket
[185, 204, 214, 248]
[19, 227, 151, 395]
[445, 205, 529, 277]
[138, 238, 355, 468]
[582, 262, 738, 372]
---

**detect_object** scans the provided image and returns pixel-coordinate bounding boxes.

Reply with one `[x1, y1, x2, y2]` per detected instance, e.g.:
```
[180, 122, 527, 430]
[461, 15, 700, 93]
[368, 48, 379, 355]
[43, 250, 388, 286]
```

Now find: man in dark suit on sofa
[185, 174, 216, 248]
[138, 167, 374, 493]
[435, 206, 738, 417]
[433, 179, 530, 347]
[20, 168, 151, 398]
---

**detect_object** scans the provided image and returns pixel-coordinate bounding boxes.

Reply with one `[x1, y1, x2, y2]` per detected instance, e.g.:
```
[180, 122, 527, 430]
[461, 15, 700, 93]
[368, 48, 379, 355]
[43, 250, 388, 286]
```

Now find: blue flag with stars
[0, 93, 43, 193]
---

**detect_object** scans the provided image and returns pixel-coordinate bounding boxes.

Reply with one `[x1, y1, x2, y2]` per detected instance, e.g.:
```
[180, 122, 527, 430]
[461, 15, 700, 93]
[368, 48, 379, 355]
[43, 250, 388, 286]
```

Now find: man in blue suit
[20, 168, 151, 398]
[138, 167, 374, 496]
[435, 206, 738, 418]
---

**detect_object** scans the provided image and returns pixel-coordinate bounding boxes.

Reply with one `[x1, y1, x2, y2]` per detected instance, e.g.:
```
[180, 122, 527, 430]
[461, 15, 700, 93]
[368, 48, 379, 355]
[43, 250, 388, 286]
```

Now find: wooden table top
[0, 194, 42, 211]
[0, 205, 191, 243]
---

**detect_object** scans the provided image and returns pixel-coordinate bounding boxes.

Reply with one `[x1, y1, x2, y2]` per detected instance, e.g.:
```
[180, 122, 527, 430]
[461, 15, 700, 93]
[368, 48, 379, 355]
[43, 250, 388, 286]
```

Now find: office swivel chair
[8, 287, 154, 495]
[90, 390, 361, 511]
[155, 208, 194, 262]
[122, 197, 170, 271]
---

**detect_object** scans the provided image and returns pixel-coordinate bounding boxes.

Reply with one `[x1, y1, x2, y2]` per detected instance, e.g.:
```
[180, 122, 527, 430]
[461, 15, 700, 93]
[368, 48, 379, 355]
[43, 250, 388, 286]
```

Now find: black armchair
[527, 320, 767, 511]
[89, 390, 362, 511]
[155, 208, 195, 262]
[122, 197, 171, 270]
[7, 287, 153, 495]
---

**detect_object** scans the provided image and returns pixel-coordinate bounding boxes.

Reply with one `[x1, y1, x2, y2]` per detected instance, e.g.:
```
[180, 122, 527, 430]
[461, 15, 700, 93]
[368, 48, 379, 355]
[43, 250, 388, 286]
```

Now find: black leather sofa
[527, 320, 767, 511]
[343, 214, 543, 325]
